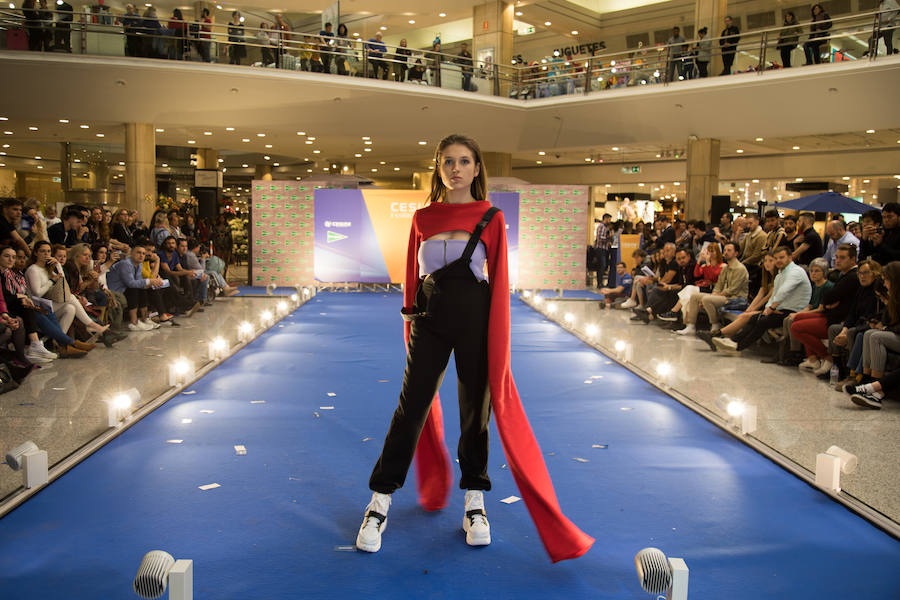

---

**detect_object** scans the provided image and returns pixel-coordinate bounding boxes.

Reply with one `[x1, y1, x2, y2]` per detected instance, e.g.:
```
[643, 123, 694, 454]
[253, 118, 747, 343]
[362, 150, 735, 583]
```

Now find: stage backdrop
[250, 181, 315, 286]
[516, 185, 589, 289]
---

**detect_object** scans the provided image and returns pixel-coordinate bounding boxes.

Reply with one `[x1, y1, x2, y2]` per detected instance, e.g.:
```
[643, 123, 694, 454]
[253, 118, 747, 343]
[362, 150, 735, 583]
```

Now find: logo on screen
[324, 220, 352, 228]
[327, 231, 348, 243]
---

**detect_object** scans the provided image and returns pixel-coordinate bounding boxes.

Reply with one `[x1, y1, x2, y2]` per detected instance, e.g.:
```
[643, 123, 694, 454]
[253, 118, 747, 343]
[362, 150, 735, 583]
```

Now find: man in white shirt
[823, 220, 860, 267]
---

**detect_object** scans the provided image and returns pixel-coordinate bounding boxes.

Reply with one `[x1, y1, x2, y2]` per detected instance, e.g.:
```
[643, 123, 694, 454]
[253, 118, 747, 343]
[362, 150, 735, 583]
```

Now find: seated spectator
[821, 258, 883, 380]
[791, 212, 824, 266]
[762, 208, 786, 253]
[677, 242, 748, 336]
[789, 243, 860, 374]
[47, 204, 88, 247]
[860, 206, 900, 265]
[149, 211, 172, 249]
[111, 208, 134, 248]
[712, 246, 811, 354]
[738, 212, 768, 295]
[769, 257, 833, 365]
[198, 245, 239, 297]
[622, 243, 676, 309]
[157, 236, 201, 315]
[599, 262, 633, 308]
[633, 247, 695, 323]
[64, 243, 106, 309]
[697, 251, 777, 350]
[840, 263, 894, 389]
[0, 198, 31, 255]
[660, 242, 726, 323]
[0, 245, 90, 360]
[105, 244, 165, 331]
[177, 237, 210, 306]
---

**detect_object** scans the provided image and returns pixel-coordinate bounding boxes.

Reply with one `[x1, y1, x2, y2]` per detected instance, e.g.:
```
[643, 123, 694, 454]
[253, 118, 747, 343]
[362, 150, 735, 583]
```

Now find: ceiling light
[408, 19, 415, 24]
[755, 137, 763, 142]
[34, 156, 41, 160]
[155, 128, 164, 132]
[515, 10, 522, 16]
[273, 162, 279, 166]
[362, 136, 370, 140]
[863, 179, 870, 183]
[28, 126, 38, 131]
[752, 179, 759, 183]
[313, 150, 321, 154]
[79, 124, 89, 129]
[225, 127, 235, 131]
[96, 133, 104, 138]
[842, 176, 850, 180]
[538, 151, 545, 156]
[354, 153, 362, 157]
[380, 26, 386, 30]
[611, 146, 619, 151]
[544, 21, 551, 26]
[736, 149, 744, 153]
[73, 159, 81, 163]
[866, 129, 875, 134]
[364, 148, 372, 152]
[305, 140, 313, 145]
[571, 30, 578, 35]
[257, 133, 265, 137]
[352, 32, 359, 37]
[264, 155, 270, 160]
[795, 178, 803, 182]
[161, 163, 168, 167]
[241, 138, 250, 142]
[394, 167, 400, 171]
[0, 117, 6, 121]
[379, 161, 386, 165]
[187, 139, 195, 144]
[584, 157, 591, 162]
[36, 165, 42, 169]
[792, 146, 800, 150]
[417, 141, 427, 145]
[217, 158, 223, 163]
[439, 12, 446, 17]
[118, 161, 125, 166]
[307, 136, 316, 141]
[371, 168, 378, 172]
[536, 160, 542, 165]
[241, 163, 248, 168]
[58, 119, 69, 124]
[203, 131, 212, 136]
[265, 144, 272, 148]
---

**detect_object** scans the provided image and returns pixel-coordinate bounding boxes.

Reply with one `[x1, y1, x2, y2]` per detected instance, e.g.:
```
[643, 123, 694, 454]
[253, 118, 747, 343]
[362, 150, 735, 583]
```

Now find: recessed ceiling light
[28, 126, 38, 131]
[155, 128, 164, 133]
[866, 129, 875, 134]
[364, 148, 372, 152]
[241, 163, 248, 168]
[362, 136, 370, 140]
[352, 32, 359, 37]
[242, 138, 250, 142]
[187, 139, 195, 144]
[79, 124, 89, 129]
[439, 12, 446, 17]
[863, 179, 871, 183]
[162, 163, 168, 167]
[584, 157, 591, 162]
[59, 119, 69, 124]
[257, 133, 265, 137]
[296, 131, 306, 136]
[408, 19, 415, 24]
[96, 133, 104, 138]
[379, 161, 386, 165]
[538, 151, 545, 156]
[34, 156, 41, 160]
[36, 165, 42, 169]
[265, 144, 273, 148]
[307, 136, 316, 141]
[217, 158, 223, 162]
[792, 146, 800, 150]
[515, 10, 522, 16]
[73, 159, 81, 163]
[795, 177, 803, 182]
[202, 131, 212, 136]
[544, 21, 551, 26]
[355, 153, 362, 157]
[571, 30, 578, 35]
[371, 168, 378, 172]
[118, 161, 125, 166]
[752, 179, 759, 183]
[536, 160, 542, 164]
[842, 176, 850, 180]
[417, 141, 427, 145]
[611, 146, 619, 151]
[0, 117, 6, 121]
[305, 140, 313, 145]
[755, 137, 764, 142]
[313, 150, 321, 154]
[736, 149, 744, 153]
[394, 167, 400, 171]
[380, 26, 386, 31]
[264, 155, 271, 160]
[273, 162, 279, 166]
[225, 127, 235, 131]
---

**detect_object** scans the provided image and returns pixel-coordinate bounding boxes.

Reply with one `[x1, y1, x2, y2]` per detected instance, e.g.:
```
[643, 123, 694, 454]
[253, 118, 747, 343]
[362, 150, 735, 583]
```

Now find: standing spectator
[318, 21, 335, 73]
[366, 31, 388, 79]
[739, 212, 767, 293]
[872, 0, 898, 56]
[782, 214, 799, 251]
[804, 4, 831, 65]
[227, 11, 246, 65]
[394, 38, 411, 81]
[457, 42, 474, 90]
[168, 8, 187, 60]
[791, 212, 823, 265]
[258, 22, 275, 66]
[272, 13, 290, 68]
[665, 26, 687, 82]
[694, 27, 711, 78]
[592, 213, 612, 289]
[823, 220, 859, 268]
[0, 198, 31, 255]
[778, 11, 802, 67]
[150, 212, 171, 248]
[197, 7, 212, 62]
[53, 0, 73, 53]
[22, 0, 42, 52]
[714, 246, 810, 353]
[141, 6, 164, 58]
[334, 23, 351, 75]
[429, 41, 443, 87]
[762, 208, 786, 252]
[36, 0, 52, 51]
[121, 4, 143, 57]
[719, 15, 740, 75]
[214, 215, 233, 277]
[655, 215, 676, 250]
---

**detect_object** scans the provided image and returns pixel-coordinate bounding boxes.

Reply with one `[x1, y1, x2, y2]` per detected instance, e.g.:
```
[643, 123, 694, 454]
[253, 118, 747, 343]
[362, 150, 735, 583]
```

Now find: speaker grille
[635, 547, 671, 595]
[133, 550, 175, 599]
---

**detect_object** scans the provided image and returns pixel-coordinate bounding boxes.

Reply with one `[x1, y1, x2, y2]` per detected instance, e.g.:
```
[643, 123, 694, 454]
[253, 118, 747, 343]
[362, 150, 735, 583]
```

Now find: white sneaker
[712, 337, 739, 353]
[356, 492, 391, 553]
[28, 342, 58, 360]
[128, 322, 146, 332]
[675, 324, 696, 336]
[462, 490, 491, 546]
[620, 298, 637, 309]
[798, 357, 821, 371]
[812, 359, 833, 377]
[140, 319, 160, 330]
[24, 349, 54, 364]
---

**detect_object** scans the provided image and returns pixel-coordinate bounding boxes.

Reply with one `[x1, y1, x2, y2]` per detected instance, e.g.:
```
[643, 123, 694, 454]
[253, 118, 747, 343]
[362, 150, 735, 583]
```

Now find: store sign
[621, 166, 641, 174]
[553, 41, 606, 58]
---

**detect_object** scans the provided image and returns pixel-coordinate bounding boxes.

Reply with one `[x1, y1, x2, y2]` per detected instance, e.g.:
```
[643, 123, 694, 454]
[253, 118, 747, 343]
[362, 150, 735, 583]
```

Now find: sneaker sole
[356, 519, 386, 553]
[850, 394, 882, 409]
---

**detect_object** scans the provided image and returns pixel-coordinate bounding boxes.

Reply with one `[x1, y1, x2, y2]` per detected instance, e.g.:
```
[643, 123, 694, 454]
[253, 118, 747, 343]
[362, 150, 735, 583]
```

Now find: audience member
[156, 236, 201, 315]
[677, 242, 747, 335]
[0, 198, 31, 255]
[47, 205, 87, 247]
[823, 219, 860, 267]
[770, 257, 833, 365]
[792, 212, 823, 266]
[599, 262, 633, 308]
[803, 3, 832, 65]
[106, 244, 165, 331]
[822, 258, 883, 379]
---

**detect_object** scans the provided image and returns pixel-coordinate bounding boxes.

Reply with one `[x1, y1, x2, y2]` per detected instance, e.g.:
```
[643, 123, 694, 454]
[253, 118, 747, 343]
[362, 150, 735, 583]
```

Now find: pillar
[195, 148, 218, 170]
[125, 123, 156, 222]
[482, 151, 511, 178]
[685, 138, 720, 222]
[255, 164, 272, 181]
[694, 0, 728, 76]
[473, 0, 514, 96]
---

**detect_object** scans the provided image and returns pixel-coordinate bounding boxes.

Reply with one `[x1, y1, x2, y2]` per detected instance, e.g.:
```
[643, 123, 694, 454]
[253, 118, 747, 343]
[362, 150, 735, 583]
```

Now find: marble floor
[0, 294, 291, 502]
[522, 292, 900, 526]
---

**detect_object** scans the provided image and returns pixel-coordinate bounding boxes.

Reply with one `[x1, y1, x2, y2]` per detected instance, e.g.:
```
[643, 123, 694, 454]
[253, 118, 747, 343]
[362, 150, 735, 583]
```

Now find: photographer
[860, 207, 900, 265]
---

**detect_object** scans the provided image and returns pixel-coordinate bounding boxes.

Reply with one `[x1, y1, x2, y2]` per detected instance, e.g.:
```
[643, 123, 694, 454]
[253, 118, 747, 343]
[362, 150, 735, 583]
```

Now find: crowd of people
[593, 203, 900, 410]
[0, 197, 240, 390]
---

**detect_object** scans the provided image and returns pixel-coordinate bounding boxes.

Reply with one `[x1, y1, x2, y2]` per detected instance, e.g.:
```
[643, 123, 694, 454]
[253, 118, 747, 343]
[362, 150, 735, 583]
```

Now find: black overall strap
[460, 207, 499, 263]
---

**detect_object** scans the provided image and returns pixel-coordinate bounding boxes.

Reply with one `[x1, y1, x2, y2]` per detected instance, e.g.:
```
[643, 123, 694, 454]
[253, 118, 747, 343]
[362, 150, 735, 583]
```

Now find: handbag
[402, 206, 499, 322]
[0, 362, 21, 394]
[43, 275, 67, 304]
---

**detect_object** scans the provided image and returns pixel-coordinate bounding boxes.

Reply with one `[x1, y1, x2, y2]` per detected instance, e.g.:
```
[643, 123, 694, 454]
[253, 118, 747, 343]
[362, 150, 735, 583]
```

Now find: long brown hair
[426, 134, 487, 204]
[882, 262, 900, 324]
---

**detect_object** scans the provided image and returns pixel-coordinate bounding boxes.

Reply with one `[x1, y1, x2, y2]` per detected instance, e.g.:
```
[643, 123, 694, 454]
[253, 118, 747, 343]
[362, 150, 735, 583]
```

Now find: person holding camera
[356, 134, 593, 562]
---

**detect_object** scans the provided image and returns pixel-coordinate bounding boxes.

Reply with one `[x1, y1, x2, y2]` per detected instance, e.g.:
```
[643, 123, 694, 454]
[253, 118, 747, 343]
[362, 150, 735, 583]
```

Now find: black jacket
[842, 285, 881, 329]
[823, 267, 859, 325]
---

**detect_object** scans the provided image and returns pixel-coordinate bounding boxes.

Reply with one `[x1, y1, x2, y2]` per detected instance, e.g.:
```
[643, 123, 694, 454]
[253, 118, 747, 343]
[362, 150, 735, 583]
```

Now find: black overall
[369, 210, 497, 494]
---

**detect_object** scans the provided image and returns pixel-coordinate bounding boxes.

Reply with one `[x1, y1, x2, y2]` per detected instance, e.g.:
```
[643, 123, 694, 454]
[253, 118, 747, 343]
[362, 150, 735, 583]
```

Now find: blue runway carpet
[1, 293, 898, 599]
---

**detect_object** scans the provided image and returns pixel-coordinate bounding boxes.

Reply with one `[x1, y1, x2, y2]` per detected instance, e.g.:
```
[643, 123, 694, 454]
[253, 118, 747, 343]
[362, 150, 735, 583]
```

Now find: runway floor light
[237, 320, 254, 342]
[522, 290, 532, 298]
[4, 440, 48, 489]
[634, 547, 689, 600]
[533, 295, 544, 305]
[715, 394, 757, 435]
[208, 336, 228, 360]
[107, 388, 139, 427]
[816, 445, 858, 493]
[655, 361, 673, 388]
[547, 302, 558, 314]
[290, 293, 299, 304]
[564, 312, 575, 324]
[614, 339, 632, 361]
[133, 551, 193, 600]
[586, 323, 598, 337]
[260, 309, 274, 327]
[302, 286, 311, 297]
[265, 283, 277, 295]
[276, 300, 289, 315]
[168, 358, 195, 388]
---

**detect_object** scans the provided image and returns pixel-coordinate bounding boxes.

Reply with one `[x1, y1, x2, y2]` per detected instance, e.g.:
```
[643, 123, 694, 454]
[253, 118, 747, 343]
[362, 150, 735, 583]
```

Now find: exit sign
[621, 166, 641, 174]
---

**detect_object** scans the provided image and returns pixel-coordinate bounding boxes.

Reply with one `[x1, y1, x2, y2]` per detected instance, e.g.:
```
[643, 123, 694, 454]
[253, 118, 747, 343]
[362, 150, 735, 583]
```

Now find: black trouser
[733, 310, 792, 351]
[369, 273, 492, 494]
[697, 60, 708, 77]
[721, 49, 735, 74]
[124, 287, 148, 310]
[336, 56, 348, 75]
[780, 46, 794, 67]
[648, 288, 678, 316]
[804, 40, 824, 64]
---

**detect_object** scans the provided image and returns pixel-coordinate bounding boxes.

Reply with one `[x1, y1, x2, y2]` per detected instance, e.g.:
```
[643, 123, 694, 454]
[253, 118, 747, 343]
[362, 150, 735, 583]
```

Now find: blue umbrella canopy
[772, 192, 871, 214]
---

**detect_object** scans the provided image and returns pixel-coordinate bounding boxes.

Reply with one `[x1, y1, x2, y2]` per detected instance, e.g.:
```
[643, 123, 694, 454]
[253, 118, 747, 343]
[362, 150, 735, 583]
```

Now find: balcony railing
[0, 7, 896, 100]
